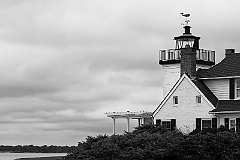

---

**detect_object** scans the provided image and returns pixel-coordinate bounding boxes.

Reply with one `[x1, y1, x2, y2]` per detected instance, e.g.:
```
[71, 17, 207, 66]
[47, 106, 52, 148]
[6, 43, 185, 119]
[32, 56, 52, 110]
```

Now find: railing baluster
[159, 49, 215, 63]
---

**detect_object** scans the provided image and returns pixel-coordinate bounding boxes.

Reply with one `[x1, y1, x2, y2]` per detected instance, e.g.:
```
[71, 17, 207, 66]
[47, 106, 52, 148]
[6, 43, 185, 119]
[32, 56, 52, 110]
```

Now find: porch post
[127, 117, 130, 132]
[138, 119, 141, 126]
[112, 118, 116, 134]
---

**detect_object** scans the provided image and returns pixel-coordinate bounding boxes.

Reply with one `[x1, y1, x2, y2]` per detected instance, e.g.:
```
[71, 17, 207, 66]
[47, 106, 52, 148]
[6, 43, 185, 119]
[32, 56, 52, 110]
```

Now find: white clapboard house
[153, 24, 240, 132]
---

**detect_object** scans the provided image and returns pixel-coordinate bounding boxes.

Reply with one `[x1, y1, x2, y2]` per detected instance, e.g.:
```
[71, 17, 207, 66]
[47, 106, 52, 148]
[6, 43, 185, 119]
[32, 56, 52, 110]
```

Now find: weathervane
[180, 12, 190, 26]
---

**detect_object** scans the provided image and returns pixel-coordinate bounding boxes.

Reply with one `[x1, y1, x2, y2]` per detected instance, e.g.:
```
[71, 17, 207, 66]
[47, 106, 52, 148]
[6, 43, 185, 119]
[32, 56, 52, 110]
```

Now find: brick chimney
[180, 48, 197, 78]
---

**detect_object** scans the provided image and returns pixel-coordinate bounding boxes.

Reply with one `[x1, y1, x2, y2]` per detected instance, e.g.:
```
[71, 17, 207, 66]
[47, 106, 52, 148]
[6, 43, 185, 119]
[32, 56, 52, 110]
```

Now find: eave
[198, 76, 240, 80]
[209, 111, 240, 114]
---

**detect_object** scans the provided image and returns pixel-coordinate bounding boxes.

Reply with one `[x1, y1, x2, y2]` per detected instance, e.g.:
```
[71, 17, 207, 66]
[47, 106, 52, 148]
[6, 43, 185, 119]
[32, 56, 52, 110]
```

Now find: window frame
[202, 119, 212, 130]
[236, 78, 240, 99]
[230, 118, 236, 131]
[196, 95, 201, 104]
[173, 96, 178, 106]
[161, 120, 171, 130]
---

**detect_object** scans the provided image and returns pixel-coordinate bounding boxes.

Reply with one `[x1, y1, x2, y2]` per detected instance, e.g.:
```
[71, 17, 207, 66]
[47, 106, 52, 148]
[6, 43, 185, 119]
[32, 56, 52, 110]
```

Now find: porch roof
[209, 100, 240, 113]
[105, 111, 152, 119]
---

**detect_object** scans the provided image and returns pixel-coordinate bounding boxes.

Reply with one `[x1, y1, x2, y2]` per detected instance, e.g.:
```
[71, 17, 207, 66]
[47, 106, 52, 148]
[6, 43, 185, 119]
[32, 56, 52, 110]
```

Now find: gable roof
[153, 74, 216, 117]
[153, 74, 185, 117]
[209, 100, 240, 113]
[196, 53, 240, 78]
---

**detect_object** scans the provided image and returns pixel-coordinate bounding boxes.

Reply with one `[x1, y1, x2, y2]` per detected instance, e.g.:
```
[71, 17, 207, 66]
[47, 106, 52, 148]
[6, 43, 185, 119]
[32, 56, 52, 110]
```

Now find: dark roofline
[192, 79, 218, 107]
[196, 52, 240, 78]
[209, 111, 240, 114]
[209, 100, 240, 113]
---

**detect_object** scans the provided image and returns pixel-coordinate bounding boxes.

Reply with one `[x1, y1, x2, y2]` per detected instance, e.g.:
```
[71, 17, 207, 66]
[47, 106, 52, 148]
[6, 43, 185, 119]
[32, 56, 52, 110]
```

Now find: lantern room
[159, 25, 215, 66]
[174, 26, 200, 50]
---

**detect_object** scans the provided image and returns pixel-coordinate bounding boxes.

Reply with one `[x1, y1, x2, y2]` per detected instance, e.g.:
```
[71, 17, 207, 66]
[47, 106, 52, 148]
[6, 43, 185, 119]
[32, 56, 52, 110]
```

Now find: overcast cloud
[0, 0, 239, 145]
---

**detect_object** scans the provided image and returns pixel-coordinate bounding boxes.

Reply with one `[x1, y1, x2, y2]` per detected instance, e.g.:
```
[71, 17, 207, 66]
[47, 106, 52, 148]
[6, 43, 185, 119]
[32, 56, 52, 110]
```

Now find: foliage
[189, 125, 229, 135]
[0, 145, 77, 153]
[64, 124, 240, 160]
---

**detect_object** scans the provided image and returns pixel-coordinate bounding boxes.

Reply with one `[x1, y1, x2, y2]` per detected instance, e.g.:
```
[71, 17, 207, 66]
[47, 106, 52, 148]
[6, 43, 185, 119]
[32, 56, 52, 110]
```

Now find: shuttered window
[158, 119, 176, 131]
[197, 118, 217, 130]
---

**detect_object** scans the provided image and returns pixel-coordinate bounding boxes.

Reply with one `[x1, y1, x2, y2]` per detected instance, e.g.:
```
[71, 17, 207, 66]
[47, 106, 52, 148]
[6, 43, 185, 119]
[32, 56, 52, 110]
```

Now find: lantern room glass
[176, 38, 195, 50]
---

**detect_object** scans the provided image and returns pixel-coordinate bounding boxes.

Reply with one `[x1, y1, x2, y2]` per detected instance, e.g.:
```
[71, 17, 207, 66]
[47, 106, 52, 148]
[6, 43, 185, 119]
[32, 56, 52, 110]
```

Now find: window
[236, 78, 240, 99]
[230, 119, 236, 130]
[202, 119, 211, 129]
[173, 96, 178, 106]
[162, 121, 171, 130]
[196, 95, 201, 104]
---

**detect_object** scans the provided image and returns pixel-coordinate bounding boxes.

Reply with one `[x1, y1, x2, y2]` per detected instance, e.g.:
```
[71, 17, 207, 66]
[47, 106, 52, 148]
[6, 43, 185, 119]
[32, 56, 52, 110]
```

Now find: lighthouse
[159, 14, 215, 98]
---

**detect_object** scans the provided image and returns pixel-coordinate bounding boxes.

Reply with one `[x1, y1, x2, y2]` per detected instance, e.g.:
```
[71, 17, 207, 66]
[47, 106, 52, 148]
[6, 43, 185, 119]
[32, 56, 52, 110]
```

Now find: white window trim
[196, 95, 201, 106]
[236, 78, 240, 99]
[173, 96, 178, 106]
[229, 118, 236, 130]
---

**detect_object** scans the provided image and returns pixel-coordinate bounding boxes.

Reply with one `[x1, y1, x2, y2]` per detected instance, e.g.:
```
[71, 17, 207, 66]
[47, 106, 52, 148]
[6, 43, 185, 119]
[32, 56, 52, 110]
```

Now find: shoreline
[15, 156, 64, 160]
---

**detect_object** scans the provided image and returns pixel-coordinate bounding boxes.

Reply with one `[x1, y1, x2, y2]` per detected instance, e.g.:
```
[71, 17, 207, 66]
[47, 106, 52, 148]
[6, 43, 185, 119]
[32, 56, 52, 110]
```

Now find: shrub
[64, 124, 240, 160]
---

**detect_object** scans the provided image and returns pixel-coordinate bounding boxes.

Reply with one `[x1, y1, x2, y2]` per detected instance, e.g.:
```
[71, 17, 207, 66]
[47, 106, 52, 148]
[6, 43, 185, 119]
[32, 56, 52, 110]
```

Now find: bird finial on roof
[180, 13, 190, 26]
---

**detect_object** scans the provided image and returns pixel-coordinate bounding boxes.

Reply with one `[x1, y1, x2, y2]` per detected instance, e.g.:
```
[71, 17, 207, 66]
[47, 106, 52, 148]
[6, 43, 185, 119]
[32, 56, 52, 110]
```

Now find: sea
[0, 152, 67, 160]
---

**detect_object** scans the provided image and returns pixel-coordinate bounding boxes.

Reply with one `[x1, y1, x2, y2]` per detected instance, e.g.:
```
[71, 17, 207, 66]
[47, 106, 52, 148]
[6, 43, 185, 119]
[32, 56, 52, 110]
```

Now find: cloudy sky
[0, 0, 239, 146]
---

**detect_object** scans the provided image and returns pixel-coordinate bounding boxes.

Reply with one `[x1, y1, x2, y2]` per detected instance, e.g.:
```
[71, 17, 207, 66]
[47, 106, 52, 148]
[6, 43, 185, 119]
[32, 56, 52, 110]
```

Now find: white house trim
[153, 74, 185, 117]
[153, 74, 216, 117]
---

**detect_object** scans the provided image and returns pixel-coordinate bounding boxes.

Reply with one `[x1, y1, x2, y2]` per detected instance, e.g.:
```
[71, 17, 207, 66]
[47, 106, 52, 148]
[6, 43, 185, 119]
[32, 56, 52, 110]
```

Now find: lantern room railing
[159, 49, 215, 65]
[159, 49, 181, 61]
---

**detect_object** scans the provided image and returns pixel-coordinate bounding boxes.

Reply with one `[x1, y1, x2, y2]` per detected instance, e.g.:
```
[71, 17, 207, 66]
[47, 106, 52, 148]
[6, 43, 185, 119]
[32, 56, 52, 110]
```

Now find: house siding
[203, 79, 229, 99]
[154, 77, 215, 132]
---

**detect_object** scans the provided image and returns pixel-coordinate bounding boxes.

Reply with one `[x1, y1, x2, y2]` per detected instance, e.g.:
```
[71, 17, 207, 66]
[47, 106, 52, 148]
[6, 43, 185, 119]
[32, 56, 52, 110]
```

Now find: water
[0, 152, 67, 160]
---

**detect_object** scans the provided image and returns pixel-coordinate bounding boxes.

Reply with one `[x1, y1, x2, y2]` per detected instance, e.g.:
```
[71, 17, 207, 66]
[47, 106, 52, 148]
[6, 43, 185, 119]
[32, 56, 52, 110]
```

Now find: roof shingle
[196, 53, 240, 78]
[210, 100, 240, 112]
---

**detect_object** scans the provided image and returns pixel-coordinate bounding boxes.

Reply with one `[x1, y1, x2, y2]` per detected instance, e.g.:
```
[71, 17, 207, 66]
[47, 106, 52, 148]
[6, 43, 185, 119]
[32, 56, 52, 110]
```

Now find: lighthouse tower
[159, 14, 215, 98]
